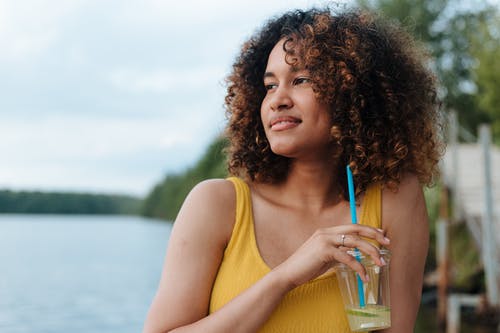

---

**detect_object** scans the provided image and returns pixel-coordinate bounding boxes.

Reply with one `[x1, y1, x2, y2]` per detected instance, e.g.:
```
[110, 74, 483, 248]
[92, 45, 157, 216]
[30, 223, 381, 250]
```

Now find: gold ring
[341, 234, 346, 247]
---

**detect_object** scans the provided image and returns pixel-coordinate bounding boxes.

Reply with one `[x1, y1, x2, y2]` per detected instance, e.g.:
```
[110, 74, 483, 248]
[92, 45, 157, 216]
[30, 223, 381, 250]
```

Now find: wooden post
[449, 111, 459, 221]
[447, 295, 460, 333]
[437, 185, 450, 327]
[479, 124, 499, 307]
[447, 294, 481, 333]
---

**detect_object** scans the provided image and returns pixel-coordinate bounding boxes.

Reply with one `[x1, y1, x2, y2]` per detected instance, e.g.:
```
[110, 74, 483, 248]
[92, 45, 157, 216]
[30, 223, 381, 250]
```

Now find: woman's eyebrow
[263, 68, 303, 79]
[263, 72, 275, 79]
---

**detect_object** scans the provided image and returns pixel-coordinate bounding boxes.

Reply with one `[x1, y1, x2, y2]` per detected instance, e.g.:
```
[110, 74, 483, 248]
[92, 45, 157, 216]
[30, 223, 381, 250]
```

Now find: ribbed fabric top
[209, 177, 382, 332]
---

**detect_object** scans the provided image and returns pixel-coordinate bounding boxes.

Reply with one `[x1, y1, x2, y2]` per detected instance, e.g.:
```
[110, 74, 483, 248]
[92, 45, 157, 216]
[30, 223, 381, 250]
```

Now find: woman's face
[260, 39, 332, 160]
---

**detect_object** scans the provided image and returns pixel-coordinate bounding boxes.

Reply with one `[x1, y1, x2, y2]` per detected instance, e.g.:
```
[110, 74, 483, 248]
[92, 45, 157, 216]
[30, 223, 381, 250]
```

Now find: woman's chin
[270, 144, 297, 158]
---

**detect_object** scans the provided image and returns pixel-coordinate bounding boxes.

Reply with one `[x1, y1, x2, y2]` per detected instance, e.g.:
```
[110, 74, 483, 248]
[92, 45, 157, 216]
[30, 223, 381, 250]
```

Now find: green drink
[345, 304, 391, 331]
[335, 249, 391, 332]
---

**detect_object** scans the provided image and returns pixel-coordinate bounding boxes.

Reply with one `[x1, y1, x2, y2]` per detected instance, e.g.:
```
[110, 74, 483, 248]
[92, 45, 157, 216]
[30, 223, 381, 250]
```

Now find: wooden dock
[442, 143, 500, 251]
[440, 122, 500, 332]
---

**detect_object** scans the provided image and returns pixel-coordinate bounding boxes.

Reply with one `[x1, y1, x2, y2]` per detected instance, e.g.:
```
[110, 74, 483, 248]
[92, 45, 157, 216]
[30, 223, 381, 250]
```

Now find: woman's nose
[270, 87, 293, 111]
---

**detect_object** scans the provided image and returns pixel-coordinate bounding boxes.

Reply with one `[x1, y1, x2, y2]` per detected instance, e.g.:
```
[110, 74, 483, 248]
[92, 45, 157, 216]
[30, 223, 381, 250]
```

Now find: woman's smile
[270, 116, 302, 131]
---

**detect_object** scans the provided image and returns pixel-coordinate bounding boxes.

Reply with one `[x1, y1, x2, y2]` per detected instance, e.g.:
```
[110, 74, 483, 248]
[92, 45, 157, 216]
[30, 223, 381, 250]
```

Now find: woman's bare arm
[143, 179, 235, 332]
[143, 179, 297, 333]
[380, 175, 430, 333]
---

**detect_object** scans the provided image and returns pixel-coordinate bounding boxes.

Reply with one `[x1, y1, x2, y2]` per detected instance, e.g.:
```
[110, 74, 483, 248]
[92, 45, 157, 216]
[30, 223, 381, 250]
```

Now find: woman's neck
[262, 158, 343, 213]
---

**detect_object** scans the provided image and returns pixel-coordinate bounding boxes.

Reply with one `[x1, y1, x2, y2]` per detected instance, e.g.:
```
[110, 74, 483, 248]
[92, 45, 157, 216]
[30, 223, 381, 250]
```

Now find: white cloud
[108, 66, 226, 94]
[0, 0, 343, 195]
[0, 0, 86, 63]
[0, 112, 224, 195]
[0, 112, 219, 160]
[115, 0, 345, 27]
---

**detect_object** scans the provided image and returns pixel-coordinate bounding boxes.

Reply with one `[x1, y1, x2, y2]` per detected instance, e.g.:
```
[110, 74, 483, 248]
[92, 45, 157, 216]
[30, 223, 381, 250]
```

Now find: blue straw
[346, 165, 366, 308]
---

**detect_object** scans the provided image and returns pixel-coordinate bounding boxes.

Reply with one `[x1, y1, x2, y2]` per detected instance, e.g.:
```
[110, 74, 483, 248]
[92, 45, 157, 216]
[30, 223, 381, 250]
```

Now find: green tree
[469, 10, 500, 142]
[0, 190, 142, 214]
[141, 136, 228, 221]
[357, 0, 496, 136]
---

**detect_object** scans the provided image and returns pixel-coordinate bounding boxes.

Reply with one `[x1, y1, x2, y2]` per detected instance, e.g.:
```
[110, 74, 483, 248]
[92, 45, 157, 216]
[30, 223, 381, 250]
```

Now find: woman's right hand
[274, 224, 390, 289]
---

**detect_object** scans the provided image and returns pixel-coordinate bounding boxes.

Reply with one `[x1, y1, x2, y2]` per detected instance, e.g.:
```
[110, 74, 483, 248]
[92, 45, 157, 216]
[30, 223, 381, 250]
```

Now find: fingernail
[377, 228, 384, 233]
[384, 237, 390, 244]
[365, 274, 370, 282]
[380, 257, 386, 266]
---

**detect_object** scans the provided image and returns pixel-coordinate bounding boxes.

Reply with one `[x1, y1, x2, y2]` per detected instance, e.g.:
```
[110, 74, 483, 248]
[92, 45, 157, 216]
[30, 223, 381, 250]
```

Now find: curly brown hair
[224, 7, 443, 197]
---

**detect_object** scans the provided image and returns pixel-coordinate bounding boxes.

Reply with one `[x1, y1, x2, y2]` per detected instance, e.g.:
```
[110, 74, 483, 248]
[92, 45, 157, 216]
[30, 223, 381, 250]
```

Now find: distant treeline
[141, 136, 228, 221]
[0, 190, 142, 215]
[0, 136, 227, 218]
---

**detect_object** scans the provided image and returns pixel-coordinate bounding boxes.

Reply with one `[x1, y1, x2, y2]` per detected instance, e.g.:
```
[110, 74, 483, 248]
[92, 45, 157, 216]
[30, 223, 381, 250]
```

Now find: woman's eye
[264, 83, 278, 90]
[294, 77, 311, 85]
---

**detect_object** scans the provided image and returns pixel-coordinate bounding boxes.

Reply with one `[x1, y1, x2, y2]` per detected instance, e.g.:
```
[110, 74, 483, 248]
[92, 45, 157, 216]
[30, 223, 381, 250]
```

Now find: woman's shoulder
[174, 178, 237, 246]
[188, 178, 236, 201]
[381, 173, 426, 228]
[382, 174, 422, 203]
[180, 178, 236, 223]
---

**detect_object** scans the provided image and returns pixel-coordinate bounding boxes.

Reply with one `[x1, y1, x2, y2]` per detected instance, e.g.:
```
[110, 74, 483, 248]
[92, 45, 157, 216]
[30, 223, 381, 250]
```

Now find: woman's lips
[270, 116, 302, 131]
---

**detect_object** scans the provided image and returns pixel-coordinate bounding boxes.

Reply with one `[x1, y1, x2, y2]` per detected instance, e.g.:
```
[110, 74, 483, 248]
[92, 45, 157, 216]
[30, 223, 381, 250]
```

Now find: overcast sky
[2, 0, 498, 197]
[0, 0, 351, 197]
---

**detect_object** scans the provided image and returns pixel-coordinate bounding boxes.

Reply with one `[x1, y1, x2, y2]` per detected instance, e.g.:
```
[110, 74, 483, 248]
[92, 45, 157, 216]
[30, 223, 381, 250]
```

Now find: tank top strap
[359, 183, 382, 229]
[225, 177, 254, 255]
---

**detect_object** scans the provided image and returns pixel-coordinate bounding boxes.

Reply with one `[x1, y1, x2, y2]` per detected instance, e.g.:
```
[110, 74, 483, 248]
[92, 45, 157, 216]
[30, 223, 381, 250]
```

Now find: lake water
[0, 214, 172, 333]
[0, 214, 494, 333]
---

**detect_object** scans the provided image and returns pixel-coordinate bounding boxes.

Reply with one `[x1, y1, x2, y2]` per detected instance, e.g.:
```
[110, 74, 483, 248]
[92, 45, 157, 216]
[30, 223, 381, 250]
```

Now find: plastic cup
[335, 249, 391, 332]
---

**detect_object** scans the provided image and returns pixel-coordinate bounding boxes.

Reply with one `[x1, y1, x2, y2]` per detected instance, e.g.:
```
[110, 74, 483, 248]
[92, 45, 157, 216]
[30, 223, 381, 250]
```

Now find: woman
[144, 7, 442, 333]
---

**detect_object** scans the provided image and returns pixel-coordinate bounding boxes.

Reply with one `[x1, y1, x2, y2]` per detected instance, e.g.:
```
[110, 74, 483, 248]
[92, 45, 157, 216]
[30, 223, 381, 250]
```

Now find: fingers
[334, 224, 390, 247]
[326, 225, 389, 267]
[341, 235, 385, 267]
[334, 250, 369, 282]
[311, 224, 389, 281]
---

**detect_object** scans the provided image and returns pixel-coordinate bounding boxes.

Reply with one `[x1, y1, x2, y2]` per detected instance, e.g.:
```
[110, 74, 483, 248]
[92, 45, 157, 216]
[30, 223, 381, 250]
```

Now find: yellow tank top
[209, 177, 382, 332]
